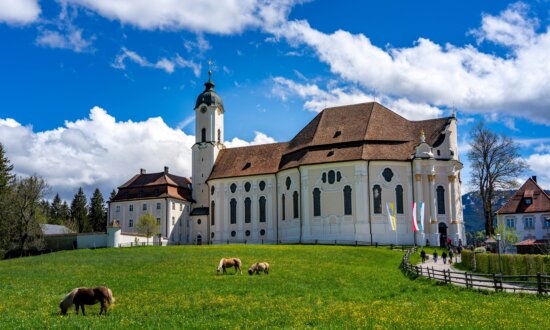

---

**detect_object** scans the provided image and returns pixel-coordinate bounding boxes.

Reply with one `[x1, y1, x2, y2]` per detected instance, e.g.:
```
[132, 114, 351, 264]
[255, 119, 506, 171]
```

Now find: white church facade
[109, 75, 466, 246]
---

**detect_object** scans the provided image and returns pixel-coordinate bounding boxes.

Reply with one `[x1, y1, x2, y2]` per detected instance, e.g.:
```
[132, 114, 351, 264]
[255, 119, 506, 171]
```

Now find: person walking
[442, 251, 447, 265]
[433, 251, 438, 264]
[420, 250, 426, 263]
[448, 249, 454, 264]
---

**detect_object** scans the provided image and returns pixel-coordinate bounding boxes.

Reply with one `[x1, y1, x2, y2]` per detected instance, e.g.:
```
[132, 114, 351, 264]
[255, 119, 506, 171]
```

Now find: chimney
[164, 166, 169, 174]
[140, 168, 146, 174]
[532, 175, 537, 183]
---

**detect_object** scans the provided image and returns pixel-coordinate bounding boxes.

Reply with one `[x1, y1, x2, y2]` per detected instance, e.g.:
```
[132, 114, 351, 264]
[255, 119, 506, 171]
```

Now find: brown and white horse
[59, 286, 115, 315]
[217, 258, 242, 275]
[248, 262, 270, 275]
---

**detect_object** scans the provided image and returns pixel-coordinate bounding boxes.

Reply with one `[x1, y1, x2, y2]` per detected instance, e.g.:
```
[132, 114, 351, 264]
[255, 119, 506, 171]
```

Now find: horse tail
[235, 258, 242, 268]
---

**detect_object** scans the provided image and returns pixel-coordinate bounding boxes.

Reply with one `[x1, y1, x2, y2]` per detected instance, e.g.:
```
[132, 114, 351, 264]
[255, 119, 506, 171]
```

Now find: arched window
[201, 128, 206, 142]
[437, 186, 445, 214]
[328, 170, 335, 184]
[230, 198, 237, 224]
[230, 183, 237, 193]
[322, 173, 327, 183]
[259, 181, 266, 191]
[211, 201, 215, 226]
[245, 197, 251, 223]
[259, 197, 266, 222]
[282, 194, 286, 220]
[217, 129, 221, 143]
[395, 185, 404, 214]
[286, 177, 292, 190]
[293, 191, 299, 218]
[373, 185, 382, 214]
[344, 185, 352, 215]
[313, 188, 321, 217]
[244, 182, 251, 192]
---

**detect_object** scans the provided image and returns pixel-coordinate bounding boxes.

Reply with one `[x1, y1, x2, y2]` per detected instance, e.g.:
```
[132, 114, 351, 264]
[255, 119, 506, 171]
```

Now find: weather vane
[207, 59, 214, 81]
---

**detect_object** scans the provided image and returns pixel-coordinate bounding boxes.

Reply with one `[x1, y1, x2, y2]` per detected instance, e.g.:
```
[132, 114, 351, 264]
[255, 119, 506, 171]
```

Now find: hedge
[461, 250, 550, 275]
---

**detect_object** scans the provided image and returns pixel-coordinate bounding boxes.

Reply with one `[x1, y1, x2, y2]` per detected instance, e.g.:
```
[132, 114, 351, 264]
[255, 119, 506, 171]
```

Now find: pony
[248, 262, 270, 275]
[217, 258, 242, 275]
[59, 286, 115, 315]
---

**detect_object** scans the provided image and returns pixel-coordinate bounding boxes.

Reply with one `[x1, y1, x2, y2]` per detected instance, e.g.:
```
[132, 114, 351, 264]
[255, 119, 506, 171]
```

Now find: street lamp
[496, 233, 503, 274]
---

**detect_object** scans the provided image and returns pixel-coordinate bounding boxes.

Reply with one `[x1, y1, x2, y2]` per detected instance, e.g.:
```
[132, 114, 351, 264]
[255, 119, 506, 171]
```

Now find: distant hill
[462, 190, 550, 233]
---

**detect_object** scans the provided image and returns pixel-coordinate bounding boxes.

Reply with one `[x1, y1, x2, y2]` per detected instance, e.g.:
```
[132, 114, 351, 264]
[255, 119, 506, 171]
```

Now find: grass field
[0, 245, 548, 329]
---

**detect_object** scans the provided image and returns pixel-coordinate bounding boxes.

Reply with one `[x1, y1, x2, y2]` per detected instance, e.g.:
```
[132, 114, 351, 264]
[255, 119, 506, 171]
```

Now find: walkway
[414, 256, 537, 294]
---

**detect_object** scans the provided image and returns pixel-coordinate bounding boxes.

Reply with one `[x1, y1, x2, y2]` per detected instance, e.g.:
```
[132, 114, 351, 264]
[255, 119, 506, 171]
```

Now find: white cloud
[272, 76, 442, 120]
[225, 131, 276, 148]
[0, 108, 275, 200]
[274, 3, 550, 124]
[0, 0, 40, 25]
[524, 153, 550, 189]
[35, 3, 94, 53]
[64, 0, 302, 34]
[112, 47, 201, 76]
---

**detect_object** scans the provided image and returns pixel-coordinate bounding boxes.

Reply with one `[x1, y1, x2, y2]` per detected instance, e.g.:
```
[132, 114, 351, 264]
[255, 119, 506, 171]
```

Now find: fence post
[493, 273, 499, 292]
[465, 272, 469, 289]
[537, 272, 543, 294]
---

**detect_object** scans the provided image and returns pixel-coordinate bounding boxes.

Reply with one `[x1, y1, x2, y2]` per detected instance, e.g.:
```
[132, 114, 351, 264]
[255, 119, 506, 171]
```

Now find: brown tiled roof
[496, 177, 550, 214]
[112, 171, 193, 202]
[209, 102, 452, 180]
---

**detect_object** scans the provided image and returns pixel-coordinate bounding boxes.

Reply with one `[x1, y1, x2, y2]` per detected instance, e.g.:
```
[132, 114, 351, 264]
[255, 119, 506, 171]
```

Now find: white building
[109, 74, 466, 246]
[108, 167, 193, 244]
[496, 176, 550, 242]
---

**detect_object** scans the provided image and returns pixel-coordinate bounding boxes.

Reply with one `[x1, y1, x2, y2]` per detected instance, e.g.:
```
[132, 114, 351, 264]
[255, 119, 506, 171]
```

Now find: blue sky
[0, 0, 549, 200]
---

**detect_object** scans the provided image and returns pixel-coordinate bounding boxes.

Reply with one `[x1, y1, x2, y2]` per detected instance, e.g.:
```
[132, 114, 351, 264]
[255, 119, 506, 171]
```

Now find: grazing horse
[217, 258, 242, 275]
[248, 262, 270, 275]
[59, 286, 115, 315]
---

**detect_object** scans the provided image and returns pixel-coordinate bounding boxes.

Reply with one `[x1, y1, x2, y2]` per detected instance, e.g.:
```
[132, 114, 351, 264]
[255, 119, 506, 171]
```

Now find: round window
[245, 182, 251, 192]
[259, 181, 266, 191]
[231, 231, 236, 237]
[230, 183, 237, 193]
[245, 230, 250, 237]
[200, 106, 207, 113]
[197, 219, 202, 225]
[260, 229, 265, 236]
[382, 168, 394, 182]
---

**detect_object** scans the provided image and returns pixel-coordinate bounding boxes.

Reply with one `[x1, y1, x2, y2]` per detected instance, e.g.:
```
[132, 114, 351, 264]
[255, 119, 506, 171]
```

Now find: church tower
[191, 71, 224, 219]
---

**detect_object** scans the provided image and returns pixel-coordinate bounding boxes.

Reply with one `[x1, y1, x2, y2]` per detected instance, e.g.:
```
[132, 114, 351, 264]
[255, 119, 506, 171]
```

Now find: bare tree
[468, 122, 528, 236]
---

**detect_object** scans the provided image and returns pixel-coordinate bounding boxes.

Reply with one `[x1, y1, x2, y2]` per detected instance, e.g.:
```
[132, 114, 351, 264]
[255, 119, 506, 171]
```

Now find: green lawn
[0, 245, 548, 329]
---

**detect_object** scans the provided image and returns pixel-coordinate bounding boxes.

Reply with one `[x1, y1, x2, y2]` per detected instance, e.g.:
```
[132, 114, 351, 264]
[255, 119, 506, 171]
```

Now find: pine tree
[71, 188, 90, 233]
[109, 189, 117, 201]
[0, 142, 14, 194]
[50, 193, 64, 225]
[0, 142, 15, 255]
[89, 188, 106, 232]
[60, 201, 75, 231]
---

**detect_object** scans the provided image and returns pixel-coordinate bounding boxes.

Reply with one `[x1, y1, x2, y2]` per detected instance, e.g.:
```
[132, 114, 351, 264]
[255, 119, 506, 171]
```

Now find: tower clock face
[200, 106, 207, 113]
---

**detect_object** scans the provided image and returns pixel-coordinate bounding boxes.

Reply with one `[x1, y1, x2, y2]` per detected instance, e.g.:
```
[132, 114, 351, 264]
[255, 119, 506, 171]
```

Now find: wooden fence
[401, 248, 549, 295]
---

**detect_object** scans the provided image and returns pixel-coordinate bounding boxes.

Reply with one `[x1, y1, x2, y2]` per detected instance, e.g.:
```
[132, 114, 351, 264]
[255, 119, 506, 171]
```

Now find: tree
[468, 122, 528, 236]
[89, 188, 107, 232]
[49, 193, 64, 225]
[71, 187, 90, 233]
[494, 224, 519, 254]
[136, 213, 160, 245]
[109, 189, 117, 201]
[0, 142, 14, 193]
[0, 142, 15, 255]
[9, 176, 49, 256]
[60, 201, 75, 231]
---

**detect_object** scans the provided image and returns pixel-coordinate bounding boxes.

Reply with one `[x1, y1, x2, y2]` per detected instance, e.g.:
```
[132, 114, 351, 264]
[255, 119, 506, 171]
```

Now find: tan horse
[59, 286, 115, 315]
[248, 262, 270, 275]
[217, 258, 242, 275]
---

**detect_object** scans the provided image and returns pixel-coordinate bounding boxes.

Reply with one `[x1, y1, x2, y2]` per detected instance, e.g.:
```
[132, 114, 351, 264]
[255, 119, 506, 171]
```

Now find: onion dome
[195, 70, 224, 112]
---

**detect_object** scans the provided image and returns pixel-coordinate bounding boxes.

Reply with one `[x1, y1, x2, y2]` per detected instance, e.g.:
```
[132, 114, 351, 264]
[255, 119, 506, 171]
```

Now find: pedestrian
[442, 251, 447, 264]
[448, 249, 453, 265]
[420, 249, 426, 263]
[433, 251, 438, 263]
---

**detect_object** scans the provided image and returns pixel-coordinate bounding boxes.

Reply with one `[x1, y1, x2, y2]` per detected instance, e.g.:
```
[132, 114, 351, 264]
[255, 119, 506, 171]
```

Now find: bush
[460, 252, 550, 275]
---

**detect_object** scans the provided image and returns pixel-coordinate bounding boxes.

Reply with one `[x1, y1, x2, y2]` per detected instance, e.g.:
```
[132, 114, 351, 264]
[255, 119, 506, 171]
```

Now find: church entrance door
[197, 235, 202, 245]
[438, 222, 447, 247]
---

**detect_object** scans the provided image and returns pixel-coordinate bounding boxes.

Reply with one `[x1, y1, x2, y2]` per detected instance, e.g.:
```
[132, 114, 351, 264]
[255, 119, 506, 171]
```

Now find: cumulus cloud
[63, 0, 303, 34]
[0, 0, 40, 25]
[0, 108, 275, 200]
[524, 153, 550, 188]
[225, 131, 276, 148]
[273, 2, 550, 124]
[272, 76, 442, 120]
[112, 47, 201, 76]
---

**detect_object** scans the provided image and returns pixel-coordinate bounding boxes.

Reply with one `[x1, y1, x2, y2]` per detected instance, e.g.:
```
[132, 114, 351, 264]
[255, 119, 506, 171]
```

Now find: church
[109, 74, 466, 247]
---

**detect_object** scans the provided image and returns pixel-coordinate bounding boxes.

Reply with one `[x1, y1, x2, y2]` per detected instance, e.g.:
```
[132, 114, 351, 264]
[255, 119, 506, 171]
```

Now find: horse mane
[217, 258, 225, 271]
[60, 288, 79, 310]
